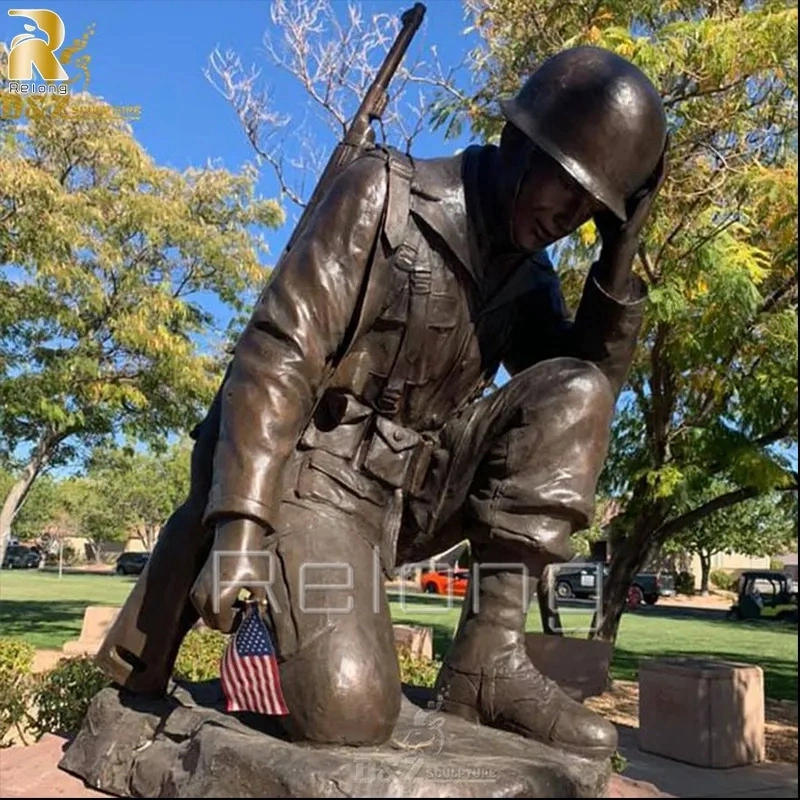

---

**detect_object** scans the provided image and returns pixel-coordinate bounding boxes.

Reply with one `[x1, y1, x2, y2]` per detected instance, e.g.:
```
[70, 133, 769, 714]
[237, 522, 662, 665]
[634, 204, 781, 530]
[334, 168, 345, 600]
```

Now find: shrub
[397, 646, 441, 688]
[30, 656, 109, 739]
[675, 571, 695, 595]
[171, 629, 445, 689]
[611, 750, 628, 774]
[173, 628, 228, 682]
[710, 569, 738, 592]
[0, 637, 35, 746]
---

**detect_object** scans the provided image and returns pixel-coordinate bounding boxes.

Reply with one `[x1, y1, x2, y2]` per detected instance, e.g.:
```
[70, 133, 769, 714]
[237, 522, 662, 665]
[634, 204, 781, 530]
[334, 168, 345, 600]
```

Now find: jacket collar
[408, 151, 477, 284]
[407, 147, 555, 310]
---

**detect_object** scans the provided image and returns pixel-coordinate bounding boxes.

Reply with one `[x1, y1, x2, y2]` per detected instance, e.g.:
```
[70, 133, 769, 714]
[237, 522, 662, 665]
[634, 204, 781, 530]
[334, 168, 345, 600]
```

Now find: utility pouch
[362, 415, 422, 490]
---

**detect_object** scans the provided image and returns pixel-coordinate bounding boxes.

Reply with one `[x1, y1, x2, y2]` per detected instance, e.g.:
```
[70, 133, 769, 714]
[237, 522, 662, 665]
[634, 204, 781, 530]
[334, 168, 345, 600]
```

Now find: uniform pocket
[428, 293, 459, 331]
[295, 450, 385, 508]
[299, 391, 372, 460]
[362, 416, 421, 489]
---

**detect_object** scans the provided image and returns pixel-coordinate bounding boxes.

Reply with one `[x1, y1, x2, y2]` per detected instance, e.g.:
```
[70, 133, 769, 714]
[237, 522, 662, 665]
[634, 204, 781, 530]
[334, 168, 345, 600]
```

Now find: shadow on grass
[0, 600, 91, 646]
[612, 646, 797, 702]
[386, 590, 465, 608]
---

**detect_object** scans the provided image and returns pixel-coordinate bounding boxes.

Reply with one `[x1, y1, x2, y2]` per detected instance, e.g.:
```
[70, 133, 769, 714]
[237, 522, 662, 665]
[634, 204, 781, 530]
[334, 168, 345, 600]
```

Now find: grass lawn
[0, 571, 134, 650]
[390, 595, 799, 703]
[1, 572, 797, 701]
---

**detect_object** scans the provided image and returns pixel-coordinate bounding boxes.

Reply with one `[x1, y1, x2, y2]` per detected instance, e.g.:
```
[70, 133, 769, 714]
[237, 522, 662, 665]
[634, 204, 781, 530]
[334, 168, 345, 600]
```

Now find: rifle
[284, 2, 426, 253]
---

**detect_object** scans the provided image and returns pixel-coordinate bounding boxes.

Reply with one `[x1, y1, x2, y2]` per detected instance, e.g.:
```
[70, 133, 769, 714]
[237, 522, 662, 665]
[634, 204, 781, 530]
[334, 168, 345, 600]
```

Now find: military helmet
[499, 46, 667, 221]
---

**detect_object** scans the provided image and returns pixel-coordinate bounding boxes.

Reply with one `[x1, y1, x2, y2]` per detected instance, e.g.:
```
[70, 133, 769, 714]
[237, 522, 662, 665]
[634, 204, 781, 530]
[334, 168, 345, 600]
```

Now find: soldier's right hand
[190, 517, 271, 634]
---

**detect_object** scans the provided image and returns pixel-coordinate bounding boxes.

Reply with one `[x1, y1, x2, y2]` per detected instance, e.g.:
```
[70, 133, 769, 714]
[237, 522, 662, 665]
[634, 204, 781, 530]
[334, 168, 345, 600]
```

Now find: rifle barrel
[284, 3, 427, 253]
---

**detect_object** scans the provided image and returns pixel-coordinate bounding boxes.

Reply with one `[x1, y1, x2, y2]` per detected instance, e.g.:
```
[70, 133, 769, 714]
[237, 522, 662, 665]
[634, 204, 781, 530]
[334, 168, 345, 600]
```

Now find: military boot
[433, 541, 618, 760]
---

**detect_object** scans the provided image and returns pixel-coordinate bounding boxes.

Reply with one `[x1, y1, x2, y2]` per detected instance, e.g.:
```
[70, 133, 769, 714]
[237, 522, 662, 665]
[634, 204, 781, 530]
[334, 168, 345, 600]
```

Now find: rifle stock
[285, 2, 426, 252]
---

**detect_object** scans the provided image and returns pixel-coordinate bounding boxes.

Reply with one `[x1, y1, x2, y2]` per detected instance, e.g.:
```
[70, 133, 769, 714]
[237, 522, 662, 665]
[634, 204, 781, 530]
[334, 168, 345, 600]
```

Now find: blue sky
[5, 0, 481, 337]
[2, 0, 479, 249]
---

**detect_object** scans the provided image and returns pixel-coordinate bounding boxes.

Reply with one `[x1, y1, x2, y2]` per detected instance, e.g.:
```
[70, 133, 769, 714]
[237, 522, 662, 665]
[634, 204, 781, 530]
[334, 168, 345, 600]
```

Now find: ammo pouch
[299, 391, 432, 496]
[296, 391, 434, 577]
[361, 415, 423, 490]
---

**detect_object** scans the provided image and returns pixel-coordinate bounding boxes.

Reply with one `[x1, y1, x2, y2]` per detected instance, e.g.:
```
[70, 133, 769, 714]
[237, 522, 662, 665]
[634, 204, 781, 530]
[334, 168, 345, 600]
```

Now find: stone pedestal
[638, 657, 765, 768]
[392, 624, 433, 660]
[525, 633, 612, 701]
[59, 681, 612, 798]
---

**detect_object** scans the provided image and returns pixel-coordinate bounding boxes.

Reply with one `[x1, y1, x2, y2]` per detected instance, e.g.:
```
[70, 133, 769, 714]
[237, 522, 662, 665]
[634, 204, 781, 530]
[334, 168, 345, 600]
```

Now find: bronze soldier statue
[96, 45, 668, 761]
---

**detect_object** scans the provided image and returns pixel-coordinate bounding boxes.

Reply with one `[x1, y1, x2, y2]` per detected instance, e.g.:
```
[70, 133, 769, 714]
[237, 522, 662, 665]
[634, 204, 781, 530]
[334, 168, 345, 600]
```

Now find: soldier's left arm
[505, 141, 666, 396]
[202, 154, 391, 532]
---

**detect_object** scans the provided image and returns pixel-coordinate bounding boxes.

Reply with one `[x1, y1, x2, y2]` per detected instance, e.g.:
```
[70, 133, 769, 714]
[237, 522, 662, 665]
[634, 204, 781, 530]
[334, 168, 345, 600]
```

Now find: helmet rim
[499, 96, 629, 221]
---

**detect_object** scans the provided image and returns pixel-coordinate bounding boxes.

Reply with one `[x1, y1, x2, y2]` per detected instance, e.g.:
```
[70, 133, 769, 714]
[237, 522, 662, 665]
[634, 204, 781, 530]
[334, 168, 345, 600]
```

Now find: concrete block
[639, 657, 765, 768]
[393, 623, 433, 660]
[62, 606, 120, 657]
[525, 632, 613, 701]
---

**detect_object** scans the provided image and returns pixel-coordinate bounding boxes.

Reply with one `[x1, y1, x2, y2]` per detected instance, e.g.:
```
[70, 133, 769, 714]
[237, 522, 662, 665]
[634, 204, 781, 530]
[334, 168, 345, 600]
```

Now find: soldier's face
[510, 148, 604, 252]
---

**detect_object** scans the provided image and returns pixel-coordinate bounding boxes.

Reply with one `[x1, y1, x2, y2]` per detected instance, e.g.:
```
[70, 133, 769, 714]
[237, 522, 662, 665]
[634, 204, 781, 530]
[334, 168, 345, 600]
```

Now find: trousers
[95, 355, 615, 745]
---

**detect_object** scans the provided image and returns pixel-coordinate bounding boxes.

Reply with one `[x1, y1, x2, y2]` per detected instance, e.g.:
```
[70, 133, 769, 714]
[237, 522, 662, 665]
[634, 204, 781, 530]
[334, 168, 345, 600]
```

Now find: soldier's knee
[281, 628, 401, 745]
[511, 357, 613, 419]
[557, 359, 614, 417]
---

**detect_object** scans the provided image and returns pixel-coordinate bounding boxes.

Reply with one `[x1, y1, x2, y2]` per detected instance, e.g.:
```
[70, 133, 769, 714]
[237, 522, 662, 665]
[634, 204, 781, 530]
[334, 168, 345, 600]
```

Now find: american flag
[220, 603, 289, 716]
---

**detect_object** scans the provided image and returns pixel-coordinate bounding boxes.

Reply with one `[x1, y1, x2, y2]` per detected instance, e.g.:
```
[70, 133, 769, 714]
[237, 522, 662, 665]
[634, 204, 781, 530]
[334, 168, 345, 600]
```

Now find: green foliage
[710, 569, 738, 591]
[611, 750, 628, 774]
[6, 476, 62, 542]
[396, 646, 442, 688]
[666, 483, 797, 562]
[1, 88, 284, 558]
[169, 630, 445, 689]
[83, 439, 192, 549]
[173, 628, 229, 682]
[30, 656, 110, 738]
[0, 637, 35, 746]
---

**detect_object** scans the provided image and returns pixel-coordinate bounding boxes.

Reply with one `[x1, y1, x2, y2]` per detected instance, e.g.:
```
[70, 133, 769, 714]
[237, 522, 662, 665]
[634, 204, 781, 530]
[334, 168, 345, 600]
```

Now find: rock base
[59, 681, 611, 798]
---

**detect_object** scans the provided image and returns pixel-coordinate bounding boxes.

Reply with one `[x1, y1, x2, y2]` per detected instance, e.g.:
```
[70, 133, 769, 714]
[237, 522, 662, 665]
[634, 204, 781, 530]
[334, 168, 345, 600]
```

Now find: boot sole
[439, 699, 615, 762]
[95, 644, 170, 697]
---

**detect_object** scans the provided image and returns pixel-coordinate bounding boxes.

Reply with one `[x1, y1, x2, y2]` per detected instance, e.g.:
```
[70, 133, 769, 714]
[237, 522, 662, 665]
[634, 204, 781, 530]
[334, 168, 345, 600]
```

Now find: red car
[419, 567, 469, 596]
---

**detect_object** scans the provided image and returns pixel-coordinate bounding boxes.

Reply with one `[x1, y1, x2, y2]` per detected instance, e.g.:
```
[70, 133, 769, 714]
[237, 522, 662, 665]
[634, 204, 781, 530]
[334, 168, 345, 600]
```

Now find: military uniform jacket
[202, 146, 647, 532]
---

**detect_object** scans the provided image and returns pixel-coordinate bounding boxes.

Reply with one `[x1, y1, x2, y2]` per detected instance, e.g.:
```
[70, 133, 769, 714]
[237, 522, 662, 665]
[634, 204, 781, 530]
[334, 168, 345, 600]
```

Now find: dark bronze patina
[95, 39, 668, 762]
[499, 46, 667, 221]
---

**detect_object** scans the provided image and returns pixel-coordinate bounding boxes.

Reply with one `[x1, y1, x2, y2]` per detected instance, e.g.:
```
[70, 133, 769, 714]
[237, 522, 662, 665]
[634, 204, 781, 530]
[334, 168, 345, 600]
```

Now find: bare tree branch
[205, 0, 466, 210]
[657, 477, 798, 543]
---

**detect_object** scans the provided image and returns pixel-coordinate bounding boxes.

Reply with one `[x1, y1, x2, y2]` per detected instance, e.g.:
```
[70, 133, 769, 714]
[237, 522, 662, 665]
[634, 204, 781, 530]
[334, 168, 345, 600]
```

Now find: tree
[443, 0, 798, 642]
[205, 0, 468, 216]
[0, 87, 284, 566]
[2, 473, 61, 542]
[665, 485, 797, 593]
[82, 440, 192, 551]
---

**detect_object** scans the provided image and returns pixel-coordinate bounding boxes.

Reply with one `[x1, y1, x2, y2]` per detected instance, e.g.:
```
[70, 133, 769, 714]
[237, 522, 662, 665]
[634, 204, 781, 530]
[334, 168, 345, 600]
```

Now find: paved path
[0, 735, 111, 798]
[617, 725, 799, 798]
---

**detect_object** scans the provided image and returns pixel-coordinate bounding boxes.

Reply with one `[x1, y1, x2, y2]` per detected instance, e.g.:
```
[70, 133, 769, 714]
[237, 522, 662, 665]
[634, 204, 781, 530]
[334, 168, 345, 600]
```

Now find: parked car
[420, 566, 469, 597]
[551, 563, 676, 607]
[115, 551, 149, 576]
[2, 544, 41, 569]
